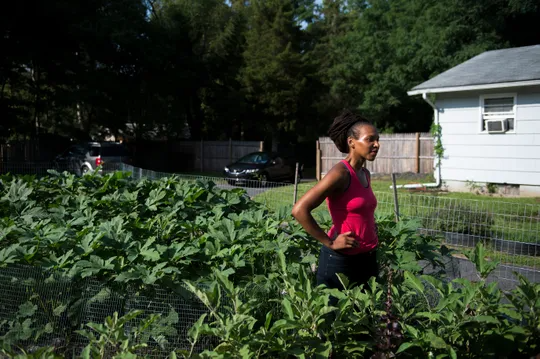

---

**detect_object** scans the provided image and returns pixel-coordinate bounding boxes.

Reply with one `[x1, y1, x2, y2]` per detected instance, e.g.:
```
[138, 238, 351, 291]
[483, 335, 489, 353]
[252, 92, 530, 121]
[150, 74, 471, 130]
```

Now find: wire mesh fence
[0, 265, 74, 352]
[1, 161, 539, 354]
[0, 265, 223, 357]
[375, 191, 540, 287]
[0, 160, 57, 177]
[1, 161, 539, 284]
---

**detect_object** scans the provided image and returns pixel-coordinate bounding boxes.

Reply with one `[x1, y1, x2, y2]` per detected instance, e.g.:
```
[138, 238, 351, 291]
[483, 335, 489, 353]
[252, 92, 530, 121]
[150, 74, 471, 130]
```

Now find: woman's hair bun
[328, 109, 371, 153]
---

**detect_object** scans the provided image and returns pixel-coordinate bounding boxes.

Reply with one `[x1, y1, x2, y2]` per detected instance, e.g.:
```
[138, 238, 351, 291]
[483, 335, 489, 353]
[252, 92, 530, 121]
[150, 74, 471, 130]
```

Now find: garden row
[0, 170, 538, 358]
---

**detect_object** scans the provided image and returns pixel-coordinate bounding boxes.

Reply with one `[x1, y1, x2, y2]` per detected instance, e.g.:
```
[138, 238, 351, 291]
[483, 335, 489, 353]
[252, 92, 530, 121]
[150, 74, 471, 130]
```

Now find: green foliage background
[2, 0, 540, 142]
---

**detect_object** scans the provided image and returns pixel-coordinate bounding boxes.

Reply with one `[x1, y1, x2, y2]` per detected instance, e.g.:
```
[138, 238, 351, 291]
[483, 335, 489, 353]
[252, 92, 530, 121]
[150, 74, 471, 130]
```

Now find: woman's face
[348, 124, 380, 161]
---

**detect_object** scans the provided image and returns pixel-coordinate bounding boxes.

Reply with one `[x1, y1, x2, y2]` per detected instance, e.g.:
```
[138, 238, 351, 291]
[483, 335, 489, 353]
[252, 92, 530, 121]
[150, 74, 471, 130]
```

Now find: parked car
[53, 142, 131, 176]
[223, 151, 302, 186]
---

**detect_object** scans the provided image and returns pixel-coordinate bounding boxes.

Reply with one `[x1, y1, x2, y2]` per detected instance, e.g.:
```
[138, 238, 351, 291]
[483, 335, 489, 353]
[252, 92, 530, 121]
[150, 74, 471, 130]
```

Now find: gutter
[407, 79, 540, 96]
[390, 92, 442, 190]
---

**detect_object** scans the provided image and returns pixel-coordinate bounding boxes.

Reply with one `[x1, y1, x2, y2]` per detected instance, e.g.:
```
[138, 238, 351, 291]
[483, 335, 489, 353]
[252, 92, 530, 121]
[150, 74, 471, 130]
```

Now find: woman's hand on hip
[328, 231, 358, 250]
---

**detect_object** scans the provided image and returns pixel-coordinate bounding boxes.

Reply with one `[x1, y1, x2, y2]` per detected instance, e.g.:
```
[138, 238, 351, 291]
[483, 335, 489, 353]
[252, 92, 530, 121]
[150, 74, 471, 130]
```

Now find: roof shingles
[411, 45, 540, 92]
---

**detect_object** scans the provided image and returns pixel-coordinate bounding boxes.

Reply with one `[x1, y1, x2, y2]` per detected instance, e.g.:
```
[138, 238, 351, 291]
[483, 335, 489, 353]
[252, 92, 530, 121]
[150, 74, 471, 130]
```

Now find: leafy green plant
[182, 258, 378, 358]
[464, 242, 499, 279]
[0, 301, 51, 348]
[74, 309, 177, 359]
[1, 345, 61, 359]
[486, 183, 498, 194]
[0, 172, 281, 288]
[77, 310, 149, 358]
[465, 180, 484, 194]
[504, 273, 540, 354]
[1, 171, 539, 358]
[395, 242, 539, 358]
[376, 215, 451, 279]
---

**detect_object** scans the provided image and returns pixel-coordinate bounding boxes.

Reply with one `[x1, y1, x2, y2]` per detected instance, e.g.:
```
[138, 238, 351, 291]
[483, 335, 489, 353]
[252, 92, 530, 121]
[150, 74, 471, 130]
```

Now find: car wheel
[81, 165, 90, 176]
[259, 173, 269, 187]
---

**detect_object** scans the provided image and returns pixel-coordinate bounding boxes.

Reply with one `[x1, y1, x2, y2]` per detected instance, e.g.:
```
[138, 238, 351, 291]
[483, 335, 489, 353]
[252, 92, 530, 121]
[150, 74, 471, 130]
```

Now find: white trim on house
[478, 93, 516, 134]
[407, 79, 540, 96]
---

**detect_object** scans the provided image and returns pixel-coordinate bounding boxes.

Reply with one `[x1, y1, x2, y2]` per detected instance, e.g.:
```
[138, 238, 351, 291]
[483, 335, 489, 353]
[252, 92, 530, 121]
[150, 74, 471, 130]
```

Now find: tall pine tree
[239, 0, 307, 145]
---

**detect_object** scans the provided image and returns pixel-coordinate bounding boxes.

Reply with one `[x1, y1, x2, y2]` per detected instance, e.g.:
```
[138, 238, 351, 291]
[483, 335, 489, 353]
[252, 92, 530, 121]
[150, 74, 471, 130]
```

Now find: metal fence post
[316, 140, 321, 181]
[415, 132, 420, 173]
[391, 173, 400, 221]
[293, 162, 300, 206]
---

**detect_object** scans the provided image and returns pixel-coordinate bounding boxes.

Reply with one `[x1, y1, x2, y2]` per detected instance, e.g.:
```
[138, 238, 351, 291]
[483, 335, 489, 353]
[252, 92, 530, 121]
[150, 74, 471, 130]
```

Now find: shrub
[424, 200, 494, 237]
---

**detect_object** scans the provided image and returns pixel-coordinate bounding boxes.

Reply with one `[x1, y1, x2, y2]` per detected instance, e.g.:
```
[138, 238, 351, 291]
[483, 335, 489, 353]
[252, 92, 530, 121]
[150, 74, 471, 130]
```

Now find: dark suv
[53, 142, 131, 176]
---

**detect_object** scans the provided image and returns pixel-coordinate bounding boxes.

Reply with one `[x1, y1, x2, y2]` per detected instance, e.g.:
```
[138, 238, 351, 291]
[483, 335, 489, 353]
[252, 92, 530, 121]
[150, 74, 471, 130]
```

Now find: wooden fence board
[318, 133, 434, 176]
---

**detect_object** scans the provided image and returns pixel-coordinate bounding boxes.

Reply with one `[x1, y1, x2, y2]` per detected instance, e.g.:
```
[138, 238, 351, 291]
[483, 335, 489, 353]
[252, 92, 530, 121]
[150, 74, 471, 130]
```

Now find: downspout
[391, 92, 442, 189]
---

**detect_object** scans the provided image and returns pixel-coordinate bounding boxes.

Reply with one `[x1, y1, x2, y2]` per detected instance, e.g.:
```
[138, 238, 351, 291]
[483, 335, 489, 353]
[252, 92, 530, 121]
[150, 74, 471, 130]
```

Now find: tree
[239, 0, 308, 144]
[302, 0, 359, 136]
[3, 0, 540, 144]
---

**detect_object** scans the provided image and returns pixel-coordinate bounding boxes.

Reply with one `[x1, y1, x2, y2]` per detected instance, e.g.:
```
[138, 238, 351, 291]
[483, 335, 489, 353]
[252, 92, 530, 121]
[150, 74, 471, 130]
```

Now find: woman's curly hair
[328, 109, 372, 153]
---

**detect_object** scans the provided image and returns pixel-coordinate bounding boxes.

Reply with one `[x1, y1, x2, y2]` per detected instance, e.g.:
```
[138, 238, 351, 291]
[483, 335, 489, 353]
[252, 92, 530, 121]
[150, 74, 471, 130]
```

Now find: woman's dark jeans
[316, 245, 378, 299]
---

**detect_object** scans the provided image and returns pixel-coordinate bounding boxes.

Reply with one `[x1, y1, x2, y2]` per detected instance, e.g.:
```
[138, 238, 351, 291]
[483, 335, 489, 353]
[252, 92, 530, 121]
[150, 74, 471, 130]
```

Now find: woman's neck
[345, 156, 365, 171]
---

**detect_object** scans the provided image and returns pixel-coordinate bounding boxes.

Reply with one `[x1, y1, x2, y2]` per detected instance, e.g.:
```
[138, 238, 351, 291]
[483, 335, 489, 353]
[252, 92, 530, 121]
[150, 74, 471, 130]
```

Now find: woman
[292, 110, 380, 292]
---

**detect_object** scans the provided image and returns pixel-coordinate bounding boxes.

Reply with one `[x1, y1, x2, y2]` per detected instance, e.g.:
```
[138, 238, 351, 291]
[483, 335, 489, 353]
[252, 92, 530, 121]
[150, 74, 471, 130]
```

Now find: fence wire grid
[1, 161, 539, 284]
[120, 164, 540, 286]
[0, 161, 539, 355]
[0, 265, 230, 357]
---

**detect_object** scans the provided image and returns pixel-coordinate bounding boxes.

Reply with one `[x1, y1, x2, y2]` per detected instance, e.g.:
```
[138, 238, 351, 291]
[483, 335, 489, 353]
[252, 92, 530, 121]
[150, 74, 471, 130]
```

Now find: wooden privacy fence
[170, 140, 264, 173]
[316, 133, 434, 178]
[0, 141, 40, 162]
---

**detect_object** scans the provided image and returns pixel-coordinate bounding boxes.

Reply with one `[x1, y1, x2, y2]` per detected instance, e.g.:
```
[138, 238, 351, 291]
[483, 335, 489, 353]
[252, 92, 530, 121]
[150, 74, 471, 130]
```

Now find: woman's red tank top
[326, 160, 378, 255]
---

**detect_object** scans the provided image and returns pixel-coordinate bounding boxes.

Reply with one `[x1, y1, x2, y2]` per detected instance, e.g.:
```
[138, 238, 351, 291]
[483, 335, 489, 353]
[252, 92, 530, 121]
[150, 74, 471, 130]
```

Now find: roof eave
[407, 79, 540, 96]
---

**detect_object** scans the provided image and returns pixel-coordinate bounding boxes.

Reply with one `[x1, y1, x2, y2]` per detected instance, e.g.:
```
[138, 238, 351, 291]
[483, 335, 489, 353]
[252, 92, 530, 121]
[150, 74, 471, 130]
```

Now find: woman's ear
[348, 137, 355, 149]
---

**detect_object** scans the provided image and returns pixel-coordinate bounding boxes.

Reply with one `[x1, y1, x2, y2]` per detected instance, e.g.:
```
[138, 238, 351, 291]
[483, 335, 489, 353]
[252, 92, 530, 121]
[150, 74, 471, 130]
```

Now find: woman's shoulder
[330, 160, 350, 176]
[323, 161, 350, 192]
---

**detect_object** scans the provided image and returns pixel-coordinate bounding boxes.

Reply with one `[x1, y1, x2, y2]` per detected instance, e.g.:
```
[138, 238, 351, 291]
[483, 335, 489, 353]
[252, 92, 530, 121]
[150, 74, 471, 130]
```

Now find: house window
[480, 94, 516, 132]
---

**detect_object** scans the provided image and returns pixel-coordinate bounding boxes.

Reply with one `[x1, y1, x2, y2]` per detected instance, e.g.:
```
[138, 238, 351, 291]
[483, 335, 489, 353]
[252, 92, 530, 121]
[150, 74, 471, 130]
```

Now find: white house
[408, 45, 540, 196]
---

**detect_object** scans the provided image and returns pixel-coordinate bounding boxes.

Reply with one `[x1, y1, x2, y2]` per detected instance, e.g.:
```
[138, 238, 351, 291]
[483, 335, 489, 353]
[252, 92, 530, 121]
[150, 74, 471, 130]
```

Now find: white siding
[436, 86, 540, 187]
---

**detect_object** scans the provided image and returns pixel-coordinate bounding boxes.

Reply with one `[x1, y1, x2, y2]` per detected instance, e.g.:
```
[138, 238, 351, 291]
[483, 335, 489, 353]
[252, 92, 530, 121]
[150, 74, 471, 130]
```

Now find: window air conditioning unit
[485, 119, 508, 133]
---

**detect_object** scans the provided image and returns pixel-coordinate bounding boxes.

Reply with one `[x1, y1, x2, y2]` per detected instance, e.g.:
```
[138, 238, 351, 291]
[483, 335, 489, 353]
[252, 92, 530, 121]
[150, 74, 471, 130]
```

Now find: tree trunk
[31, 61, 40, 137]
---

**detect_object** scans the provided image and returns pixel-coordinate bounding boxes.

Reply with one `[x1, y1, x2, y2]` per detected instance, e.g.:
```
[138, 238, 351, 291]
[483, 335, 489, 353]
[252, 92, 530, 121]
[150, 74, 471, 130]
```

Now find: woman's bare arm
[291, 164, 348, 247]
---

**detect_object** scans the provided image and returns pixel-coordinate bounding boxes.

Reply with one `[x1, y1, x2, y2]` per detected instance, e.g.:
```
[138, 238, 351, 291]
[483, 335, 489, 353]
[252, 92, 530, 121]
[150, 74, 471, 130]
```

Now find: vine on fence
[430, 121, 444, 170]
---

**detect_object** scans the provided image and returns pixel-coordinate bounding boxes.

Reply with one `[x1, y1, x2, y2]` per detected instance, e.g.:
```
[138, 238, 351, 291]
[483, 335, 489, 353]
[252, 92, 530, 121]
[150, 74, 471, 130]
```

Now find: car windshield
[237, 153, 269, 164]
